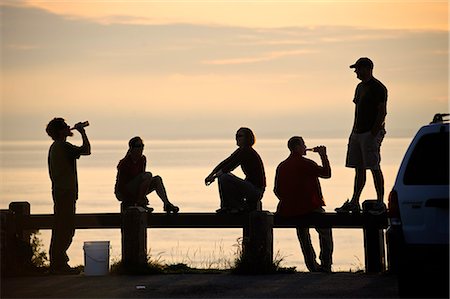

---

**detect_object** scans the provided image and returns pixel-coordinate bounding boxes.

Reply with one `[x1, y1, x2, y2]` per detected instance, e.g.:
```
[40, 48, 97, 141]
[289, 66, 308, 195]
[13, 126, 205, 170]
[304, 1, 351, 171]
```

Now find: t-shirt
[115, 155, 146, 199]
[274, 154, 329, 217]
[48, 141, 82, 193]
[353, 77, 388, 133]
[215, 147, 266, 189]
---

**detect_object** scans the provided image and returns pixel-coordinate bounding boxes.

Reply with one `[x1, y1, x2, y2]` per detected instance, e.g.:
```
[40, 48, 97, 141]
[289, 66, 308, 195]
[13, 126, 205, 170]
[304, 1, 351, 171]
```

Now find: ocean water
[0, 137, 410, 271]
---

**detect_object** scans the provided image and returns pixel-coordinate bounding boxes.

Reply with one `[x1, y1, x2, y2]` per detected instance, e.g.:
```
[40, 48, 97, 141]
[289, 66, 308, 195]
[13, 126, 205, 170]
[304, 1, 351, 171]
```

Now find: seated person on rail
[205, 127, 266, 214]
[115, 136, 179, 214]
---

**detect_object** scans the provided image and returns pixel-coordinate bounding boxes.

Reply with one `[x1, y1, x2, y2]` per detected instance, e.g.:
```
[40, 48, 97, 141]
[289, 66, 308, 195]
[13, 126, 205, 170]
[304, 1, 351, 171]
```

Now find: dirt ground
[1, 272, 399, 298]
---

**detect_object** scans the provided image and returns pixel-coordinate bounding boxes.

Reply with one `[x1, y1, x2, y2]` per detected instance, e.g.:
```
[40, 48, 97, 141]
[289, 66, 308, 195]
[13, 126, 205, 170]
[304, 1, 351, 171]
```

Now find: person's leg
[136, 173, 153, 206]
[217, 173, 245, 209]
[336, 168, 365, 213]
[313, 208, 333, 271]
[60, 197, 76, 265]
[317, 227, 333, 272]
[296, 227, 319, 272]
[49, 226, 60, 268]
[243, 184, 263, 211]
[147, 175, 179, 212]
[337, 132, 365, 212]
[351, 168, 366, 204]
[50, 189, 76, 270]
[361, 129, 385, 204]
[123, 172, 153, 206]
[147, 175, 170, 205]
[371, 169, 384, 203]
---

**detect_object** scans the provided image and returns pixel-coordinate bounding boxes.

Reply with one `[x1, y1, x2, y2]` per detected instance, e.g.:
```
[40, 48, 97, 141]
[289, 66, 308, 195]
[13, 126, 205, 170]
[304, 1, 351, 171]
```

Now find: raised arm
[316, 146, 331, 179]
[74, 123, 91, 155]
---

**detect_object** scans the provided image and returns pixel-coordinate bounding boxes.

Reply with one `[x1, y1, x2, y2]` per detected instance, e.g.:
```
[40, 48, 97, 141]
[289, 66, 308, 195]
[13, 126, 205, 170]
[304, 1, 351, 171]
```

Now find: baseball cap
[350, 57, 374, 69]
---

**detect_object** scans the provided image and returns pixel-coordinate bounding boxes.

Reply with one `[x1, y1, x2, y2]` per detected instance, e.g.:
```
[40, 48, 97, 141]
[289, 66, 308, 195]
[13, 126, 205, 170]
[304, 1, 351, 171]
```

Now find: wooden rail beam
[9, 200, 387, 274]
[23, 212, 387, 230]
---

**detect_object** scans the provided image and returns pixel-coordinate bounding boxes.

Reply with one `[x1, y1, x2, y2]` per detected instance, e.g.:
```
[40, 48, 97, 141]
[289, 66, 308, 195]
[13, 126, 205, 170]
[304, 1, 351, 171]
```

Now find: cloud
[203, 49, 315, 65]
[5, 44, 40, 50]
[19, 0, 450, 30]
[1, 4, 448, 140]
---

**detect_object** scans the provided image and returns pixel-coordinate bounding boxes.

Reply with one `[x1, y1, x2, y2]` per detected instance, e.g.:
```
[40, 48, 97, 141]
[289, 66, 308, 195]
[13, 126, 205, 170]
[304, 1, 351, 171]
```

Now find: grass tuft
[230, 237, 296, 275]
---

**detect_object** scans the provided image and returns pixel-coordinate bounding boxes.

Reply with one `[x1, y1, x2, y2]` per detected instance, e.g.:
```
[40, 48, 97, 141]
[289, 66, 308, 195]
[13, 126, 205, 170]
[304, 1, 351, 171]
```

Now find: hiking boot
[367, 202, 386, 216]
[335, 200, 361, 214]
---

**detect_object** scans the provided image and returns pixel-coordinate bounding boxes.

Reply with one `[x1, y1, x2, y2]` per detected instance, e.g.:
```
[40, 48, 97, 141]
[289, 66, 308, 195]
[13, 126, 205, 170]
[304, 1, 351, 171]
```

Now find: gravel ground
[2, 272, 399, 298]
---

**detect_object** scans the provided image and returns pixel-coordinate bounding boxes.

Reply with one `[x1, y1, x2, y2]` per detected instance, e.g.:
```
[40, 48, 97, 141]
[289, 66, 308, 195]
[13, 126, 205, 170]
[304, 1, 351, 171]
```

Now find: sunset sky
[1, 0, 448, 141]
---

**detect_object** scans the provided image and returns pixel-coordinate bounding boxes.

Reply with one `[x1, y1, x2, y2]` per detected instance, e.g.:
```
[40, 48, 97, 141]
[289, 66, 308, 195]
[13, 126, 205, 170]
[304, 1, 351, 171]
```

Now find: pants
[296, 208, 333, 271]
[50, 189, 76, 269]
[218, 173, 264, 210]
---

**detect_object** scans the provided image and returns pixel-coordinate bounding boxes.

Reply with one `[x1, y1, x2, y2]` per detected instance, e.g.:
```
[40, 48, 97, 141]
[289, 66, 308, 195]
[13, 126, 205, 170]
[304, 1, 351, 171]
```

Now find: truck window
[404, 131, 449, 185]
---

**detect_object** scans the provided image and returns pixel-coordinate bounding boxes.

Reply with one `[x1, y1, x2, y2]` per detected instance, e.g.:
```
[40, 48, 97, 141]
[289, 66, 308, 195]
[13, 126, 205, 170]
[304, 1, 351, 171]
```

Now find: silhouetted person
[335, 57, 387, 215]
[46, 118, 91, 274]
[205, 127, 266, 214]
[274, 136, 333, 273]
[115, 136, 179, 213]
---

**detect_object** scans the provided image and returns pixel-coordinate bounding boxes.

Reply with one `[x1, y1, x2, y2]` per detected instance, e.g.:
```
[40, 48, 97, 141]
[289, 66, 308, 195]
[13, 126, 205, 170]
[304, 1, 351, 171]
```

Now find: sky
[1, 0, 448, 141]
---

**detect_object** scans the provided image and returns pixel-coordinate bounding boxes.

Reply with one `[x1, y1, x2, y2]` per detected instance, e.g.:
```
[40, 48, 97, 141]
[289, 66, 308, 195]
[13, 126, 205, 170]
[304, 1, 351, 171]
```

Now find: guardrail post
[362, 200, 386, 273]
[1, 209, 16, 276]
[7, 202, 33, 274]
[241, 210, 273, 273]
[121, 206, 147, 271]
[9, 202, 31, 244]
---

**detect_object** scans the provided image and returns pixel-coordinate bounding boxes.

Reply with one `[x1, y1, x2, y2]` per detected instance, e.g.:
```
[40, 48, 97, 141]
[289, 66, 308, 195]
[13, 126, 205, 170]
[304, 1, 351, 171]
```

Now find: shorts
[346, 129, 385, 170]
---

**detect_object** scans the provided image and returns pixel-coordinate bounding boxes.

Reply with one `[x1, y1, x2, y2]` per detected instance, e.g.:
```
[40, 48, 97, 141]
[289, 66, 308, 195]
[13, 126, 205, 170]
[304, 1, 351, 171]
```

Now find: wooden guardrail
[1, 201, 388, 275]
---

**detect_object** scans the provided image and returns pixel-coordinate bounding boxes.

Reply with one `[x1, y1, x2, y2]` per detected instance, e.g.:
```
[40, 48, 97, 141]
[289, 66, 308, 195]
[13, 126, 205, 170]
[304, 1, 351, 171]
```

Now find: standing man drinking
[335, 57, 387, 215]
[46, 118, 91, 274]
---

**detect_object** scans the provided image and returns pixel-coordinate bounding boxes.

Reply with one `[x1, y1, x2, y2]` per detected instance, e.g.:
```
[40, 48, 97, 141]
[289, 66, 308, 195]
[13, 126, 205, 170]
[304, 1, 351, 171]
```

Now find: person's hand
[316, 146, 327, 156]
[74, 122, 86, 133]
[205, 174, 215, 186]
[205, 170, 223, 186]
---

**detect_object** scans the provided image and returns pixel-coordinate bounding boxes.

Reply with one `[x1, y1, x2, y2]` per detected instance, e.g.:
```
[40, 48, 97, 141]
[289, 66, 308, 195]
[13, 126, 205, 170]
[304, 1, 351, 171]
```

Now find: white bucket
[83, 241, 110, 276]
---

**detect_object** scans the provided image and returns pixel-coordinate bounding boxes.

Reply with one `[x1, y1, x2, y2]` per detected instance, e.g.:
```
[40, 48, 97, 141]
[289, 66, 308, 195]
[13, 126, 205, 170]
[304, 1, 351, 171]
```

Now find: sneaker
[367, 202, 386, 216]
[335, 200, 361, 214]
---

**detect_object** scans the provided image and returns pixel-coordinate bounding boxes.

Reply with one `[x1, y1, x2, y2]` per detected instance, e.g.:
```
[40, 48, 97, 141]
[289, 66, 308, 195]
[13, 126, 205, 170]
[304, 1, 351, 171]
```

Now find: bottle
[70, 121, 89, 130]
[306, 147, 319, 152]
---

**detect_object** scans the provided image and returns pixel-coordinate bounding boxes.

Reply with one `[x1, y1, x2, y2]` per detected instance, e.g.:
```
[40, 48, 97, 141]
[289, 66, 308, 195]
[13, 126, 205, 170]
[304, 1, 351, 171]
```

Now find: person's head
[287, 136, 306, 155]
[350, 57, 374, 82]
[236, 127, 255, 147]
[128, 136, 144, 157]
[46, 117, 72, 141]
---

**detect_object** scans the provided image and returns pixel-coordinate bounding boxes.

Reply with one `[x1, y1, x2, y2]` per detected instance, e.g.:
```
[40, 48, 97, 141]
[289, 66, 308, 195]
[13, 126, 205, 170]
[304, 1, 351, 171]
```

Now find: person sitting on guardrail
[115, 136, 179, 214]
[274, 136, 333, 273]
[205, 127, 266, 214]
